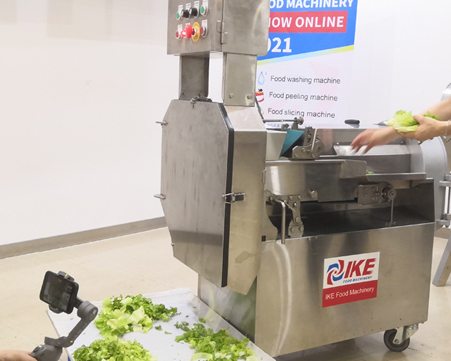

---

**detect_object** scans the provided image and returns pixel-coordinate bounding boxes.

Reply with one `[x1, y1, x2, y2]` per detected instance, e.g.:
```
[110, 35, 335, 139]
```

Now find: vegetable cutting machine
[158, 0, 449, 356]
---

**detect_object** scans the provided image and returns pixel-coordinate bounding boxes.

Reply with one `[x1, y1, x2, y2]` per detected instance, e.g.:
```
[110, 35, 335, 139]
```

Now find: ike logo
[323, 252, 380, 307]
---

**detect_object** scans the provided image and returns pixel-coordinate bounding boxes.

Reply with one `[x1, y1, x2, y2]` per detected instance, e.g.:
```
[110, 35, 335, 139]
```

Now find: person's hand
[351, 126, 399, 153]
[397, 114, 447, 142]
[0, 350, 36, 361]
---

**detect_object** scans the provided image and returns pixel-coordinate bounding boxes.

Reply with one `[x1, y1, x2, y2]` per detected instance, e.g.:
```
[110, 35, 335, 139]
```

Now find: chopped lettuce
[175, 323, 255, 361]
[73, 337, 157, 361]
[386, 110, 440, 132]
[94, 294, 177, 337]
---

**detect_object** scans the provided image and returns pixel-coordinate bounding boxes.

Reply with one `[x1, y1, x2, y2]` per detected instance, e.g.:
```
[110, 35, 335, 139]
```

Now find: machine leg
[432, 235, 451, 287]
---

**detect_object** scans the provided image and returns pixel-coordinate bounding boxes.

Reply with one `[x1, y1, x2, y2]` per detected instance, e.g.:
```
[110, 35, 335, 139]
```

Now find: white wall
[1, 0, 451, 246]
[350, 1, 451, 125]
[0, 1, 179, 246]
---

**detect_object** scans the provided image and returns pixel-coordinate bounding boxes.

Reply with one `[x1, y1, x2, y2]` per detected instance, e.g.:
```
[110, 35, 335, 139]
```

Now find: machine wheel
[384, 329, 410, 352]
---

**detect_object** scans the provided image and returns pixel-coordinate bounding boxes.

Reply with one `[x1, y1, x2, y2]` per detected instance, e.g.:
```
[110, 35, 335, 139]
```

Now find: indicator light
[200, 4, 208, 16]
[175, 30, 182, 40]
[200, 25, 208, 37]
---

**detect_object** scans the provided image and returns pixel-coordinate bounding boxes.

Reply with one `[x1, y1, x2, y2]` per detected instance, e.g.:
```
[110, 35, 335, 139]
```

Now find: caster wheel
[384, 329, 410, 352]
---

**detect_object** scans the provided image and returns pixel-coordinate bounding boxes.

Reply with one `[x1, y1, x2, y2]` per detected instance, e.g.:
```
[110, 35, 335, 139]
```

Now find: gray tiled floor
[1, 228, 450, 360]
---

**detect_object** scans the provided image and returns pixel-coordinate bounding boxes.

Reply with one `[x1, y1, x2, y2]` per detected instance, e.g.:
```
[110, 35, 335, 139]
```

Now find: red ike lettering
[363, 258, 376, 275]
[344, 258, 376, 278]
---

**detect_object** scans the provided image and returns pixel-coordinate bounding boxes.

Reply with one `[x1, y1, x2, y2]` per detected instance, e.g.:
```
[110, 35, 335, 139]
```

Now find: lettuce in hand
[386, 110, 440, 133]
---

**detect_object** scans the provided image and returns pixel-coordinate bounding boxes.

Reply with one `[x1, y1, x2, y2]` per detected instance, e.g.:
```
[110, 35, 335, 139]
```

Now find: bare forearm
[0, 350, 35, 361]
[420, 97, 451, 121]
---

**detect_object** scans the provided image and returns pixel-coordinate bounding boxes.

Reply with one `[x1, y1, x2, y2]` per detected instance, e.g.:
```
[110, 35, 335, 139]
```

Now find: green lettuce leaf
[386, 110, 418, 132]
[175, 323, 255, 361]
[94, 294, 177, 337]
[386, 110, 440, 132]
[73, 337, 157, 361]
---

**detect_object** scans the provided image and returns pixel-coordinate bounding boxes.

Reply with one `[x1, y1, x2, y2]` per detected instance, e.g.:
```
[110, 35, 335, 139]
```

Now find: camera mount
[31, 271, 98, 361]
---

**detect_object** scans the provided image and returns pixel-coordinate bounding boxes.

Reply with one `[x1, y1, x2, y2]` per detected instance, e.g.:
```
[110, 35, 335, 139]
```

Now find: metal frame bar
[433, 234, 451, 286]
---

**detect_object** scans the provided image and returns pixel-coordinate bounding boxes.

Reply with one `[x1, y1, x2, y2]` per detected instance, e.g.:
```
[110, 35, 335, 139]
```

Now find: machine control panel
[167, 0, 269, 56]
[171, 1, 212, 50]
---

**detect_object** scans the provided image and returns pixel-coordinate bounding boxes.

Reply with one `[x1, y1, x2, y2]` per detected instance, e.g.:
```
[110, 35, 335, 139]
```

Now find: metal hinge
[222, 192, 245, 204]
[216, 20, 228, 44]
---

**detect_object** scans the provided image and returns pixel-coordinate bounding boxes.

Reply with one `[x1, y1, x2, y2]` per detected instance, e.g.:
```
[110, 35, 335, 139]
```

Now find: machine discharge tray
[46, 288, 275, 361]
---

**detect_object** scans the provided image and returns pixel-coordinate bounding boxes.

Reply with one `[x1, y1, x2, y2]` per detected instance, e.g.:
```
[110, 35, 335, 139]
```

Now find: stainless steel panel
[224, 106, 267, 294]
[255, 223, 435, 356]
[316, 128, 407, 155]
[199, 275, 257, 338]
[167, 0, 223, 55]
[167, 0, 270, 56]
[433, 234, 451, 286]
[265, 160, 366, 202]
[179, 55, 209, 99]
[222, 0, 270, 56]
[161, 101, 267, 294]
[266, 131, 286, 161]
[331, 145, 412, 174]
[419, 138, 448, 226]
[223, 54, 257, 107]
[160, 100, 231, 287]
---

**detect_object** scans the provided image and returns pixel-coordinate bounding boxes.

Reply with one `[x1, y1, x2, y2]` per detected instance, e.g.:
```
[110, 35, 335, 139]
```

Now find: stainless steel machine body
[159, 0, 449, 356]
[196, 130, 447, 356]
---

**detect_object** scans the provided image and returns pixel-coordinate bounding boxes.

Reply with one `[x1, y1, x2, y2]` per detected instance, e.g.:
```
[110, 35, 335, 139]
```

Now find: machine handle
[344, 119, 360, 128]
[273, 199, 287, 245]
[222, 192, 245, 204]
[344, 119, 360, 125]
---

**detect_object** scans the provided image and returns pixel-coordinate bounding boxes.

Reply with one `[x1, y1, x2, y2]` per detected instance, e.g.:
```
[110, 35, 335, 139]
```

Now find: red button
[183, 24, 193, 39]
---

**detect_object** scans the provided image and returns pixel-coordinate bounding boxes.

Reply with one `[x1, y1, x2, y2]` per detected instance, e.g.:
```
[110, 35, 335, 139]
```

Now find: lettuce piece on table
[94, 294, 177, 337]
[73, 337, 157, 361]
[175, 323, 256, 361]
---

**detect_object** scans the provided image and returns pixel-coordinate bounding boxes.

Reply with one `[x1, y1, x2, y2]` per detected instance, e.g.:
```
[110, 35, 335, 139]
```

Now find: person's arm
[351, 97, 451, 151]
[0, 350, 36, 361]
[398, 114, 448, 142]
[420, 96, 451, 121]
[350, 126, 399, 153]
[399, 97, 451, 141]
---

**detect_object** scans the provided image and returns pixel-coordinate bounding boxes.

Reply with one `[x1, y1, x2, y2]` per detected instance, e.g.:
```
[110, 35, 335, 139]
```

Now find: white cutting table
[47, 289, 274, 361]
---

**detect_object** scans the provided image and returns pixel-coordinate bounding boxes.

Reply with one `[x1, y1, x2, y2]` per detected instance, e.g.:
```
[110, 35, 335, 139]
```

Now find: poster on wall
[257, 0, 359, 127]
